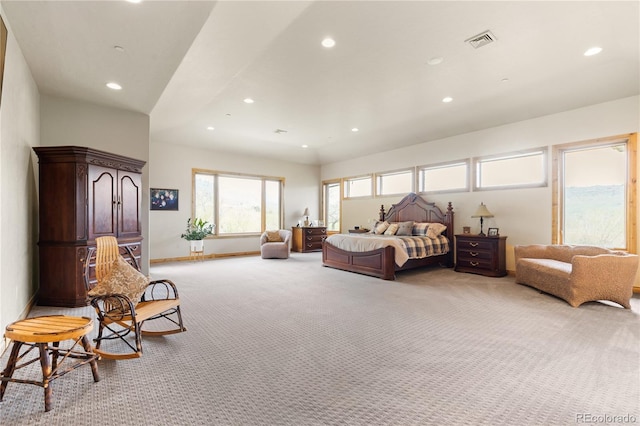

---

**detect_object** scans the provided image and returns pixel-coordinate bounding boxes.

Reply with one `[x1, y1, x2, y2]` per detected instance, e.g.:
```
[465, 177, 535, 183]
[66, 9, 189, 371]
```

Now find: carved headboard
[381, 193, 454, 240]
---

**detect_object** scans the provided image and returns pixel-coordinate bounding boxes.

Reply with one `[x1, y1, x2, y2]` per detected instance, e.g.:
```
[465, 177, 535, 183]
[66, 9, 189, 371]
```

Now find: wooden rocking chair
[83, 236, 186, 360]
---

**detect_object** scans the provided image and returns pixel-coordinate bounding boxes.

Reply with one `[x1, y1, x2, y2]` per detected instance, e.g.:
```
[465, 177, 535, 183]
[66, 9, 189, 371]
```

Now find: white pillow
[427, 223, 447, 239]
[374, 221, 390, 234]
[384, 223, 399, 235]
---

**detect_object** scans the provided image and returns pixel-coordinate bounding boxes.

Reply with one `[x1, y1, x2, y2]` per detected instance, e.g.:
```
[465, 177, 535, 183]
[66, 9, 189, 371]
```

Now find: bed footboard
[322, 242, 396, 280]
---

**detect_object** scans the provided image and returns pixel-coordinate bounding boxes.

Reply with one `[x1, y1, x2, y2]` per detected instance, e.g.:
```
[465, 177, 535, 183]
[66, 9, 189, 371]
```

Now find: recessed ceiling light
[321, 38, 336, 48]
[207, 126, 215, 131]
[442, 97, 453, 103]
[584, 47, 602, 56]
[351, 128, 359, 132]
[106, 82, 122, 90]
[501, 78, 509, 83]
[126, 0, 142, 3]
[243, 98, 254, 104]
[301, 145, 308, 148]
[113, 45, 125, 52]
[427, 56, 443, 65]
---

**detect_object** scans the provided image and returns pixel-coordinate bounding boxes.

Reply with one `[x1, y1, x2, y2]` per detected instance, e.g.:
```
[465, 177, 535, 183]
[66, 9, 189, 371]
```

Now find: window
[474, 148, 547, 190]
[193, 170, 283, 236]
[553, 134, 637, 251]
[418, 160, 469, 193]
[323, 180, 341, 232]
[344, 175, 372, 198]
[376, 169, 414, 196]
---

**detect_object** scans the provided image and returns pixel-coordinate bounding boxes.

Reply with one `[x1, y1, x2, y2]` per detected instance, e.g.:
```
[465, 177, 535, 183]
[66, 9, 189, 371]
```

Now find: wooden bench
[83, 237, 186, 360]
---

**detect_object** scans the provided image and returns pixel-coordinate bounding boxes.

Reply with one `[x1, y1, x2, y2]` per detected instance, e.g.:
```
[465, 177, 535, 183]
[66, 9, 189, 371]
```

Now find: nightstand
[348, 229, 369, 234]
[454, 234, 507, 277]
[291, 226, 327, 252]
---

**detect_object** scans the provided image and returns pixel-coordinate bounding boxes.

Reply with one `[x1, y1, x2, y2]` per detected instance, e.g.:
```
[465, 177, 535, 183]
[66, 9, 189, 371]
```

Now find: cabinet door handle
[469, 242, 479, 247]
[470, 252, 478, 257]
[470, 261, 479, 267]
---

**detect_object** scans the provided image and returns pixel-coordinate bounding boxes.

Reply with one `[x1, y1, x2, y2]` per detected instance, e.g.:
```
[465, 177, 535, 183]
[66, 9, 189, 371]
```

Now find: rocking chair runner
[83, 236, 186, 360]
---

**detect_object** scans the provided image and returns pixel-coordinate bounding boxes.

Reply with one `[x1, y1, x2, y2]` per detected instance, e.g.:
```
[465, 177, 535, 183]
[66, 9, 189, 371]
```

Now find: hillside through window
[553, 134, 636, 251]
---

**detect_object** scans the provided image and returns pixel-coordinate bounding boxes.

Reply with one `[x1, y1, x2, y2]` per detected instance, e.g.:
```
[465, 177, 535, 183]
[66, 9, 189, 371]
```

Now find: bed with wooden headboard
[322, 193, 454, 280]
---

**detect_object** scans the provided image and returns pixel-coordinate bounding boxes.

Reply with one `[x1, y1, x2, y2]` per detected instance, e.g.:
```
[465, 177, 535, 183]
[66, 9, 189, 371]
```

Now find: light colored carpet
[1, 252, 639, 425]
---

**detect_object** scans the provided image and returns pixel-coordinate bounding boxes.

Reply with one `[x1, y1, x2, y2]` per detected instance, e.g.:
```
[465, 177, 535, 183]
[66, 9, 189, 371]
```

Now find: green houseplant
[181, 218, 215, 253]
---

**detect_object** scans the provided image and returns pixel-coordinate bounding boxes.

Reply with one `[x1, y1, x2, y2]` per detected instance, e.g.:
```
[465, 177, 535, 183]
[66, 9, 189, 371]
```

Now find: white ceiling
[3, 1, 639, 165]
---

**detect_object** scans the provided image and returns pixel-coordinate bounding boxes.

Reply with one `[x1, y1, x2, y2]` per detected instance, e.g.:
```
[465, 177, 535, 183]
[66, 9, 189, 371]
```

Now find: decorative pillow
[266, 230, 283, 242]
[412, 222, 430, 236]
[384, 223, 399, 235]
[88, 255, 149, 309]
[374, 221, 390, 235]
[395, 221, 414, 236]
[427, 223, 447, 239]
[369, 221, 381, 233]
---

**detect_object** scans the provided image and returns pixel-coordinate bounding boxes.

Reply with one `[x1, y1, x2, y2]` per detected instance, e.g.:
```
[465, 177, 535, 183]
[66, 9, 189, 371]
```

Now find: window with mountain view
[554, 135, 637, 251]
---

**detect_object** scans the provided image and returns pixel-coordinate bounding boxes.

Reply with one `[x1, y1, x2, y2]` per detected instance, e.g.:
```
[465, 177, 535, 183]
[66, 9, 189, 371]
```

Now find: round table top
[4, 315, 93, 343]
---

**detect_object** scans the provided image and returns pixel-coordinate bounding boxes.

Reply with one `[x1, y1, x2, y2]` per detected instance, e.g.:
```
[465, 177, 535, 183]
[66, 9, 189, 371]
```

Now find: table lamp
[471, 202, 494, 236]
[303, 207, 310, 226]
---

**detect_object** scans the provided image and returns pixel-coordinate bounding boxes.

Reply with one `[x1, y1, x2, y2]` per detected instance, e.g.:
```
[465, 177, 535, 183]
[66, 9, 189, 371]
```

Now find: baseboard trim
[151, 251, 261, 264]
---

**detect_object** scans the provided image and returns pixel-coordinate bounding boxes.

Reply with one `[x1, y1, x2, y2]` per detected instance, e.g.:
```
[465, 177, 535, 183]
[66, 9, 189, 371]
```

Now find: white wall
[0, 9, 40, 344]
[149, 142, 320, 260]
[321, 96, 640, 271]
[39, 95, 151, 271]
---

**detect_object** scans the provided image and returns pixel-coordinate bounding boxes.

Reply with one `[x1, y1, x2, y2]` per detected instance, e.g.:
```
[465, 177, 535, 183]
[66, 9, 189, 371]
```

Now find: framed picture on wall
[151, 188, 179, 211]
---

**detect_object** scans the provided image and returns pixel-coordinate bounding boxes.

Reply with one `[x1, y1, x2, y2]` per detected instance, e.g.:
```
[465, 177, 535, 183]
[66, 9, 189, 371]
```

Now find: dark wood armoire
[33, 146, 145, 307]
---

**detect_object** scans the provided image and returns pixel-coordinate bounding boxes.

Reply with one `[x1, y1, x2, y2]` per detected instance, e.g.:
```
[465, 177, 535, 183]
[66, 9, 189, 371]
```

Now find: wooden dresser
[454, 234, 507, 277]
[291, 226, 327, 252]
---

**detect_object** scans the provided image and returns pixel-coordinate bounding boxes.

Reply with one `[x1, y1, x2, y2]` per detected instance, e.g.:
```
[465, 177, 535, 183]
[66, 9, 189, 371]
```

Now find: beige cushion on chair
[265, 230, 283, 242]
[88, 255, 149, 310]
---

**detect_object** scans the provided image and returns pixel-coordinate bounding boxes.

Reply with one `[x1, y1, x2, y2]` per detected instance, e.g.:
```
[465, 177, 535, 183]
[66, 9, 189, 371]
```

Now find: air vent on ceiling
[465, 30, 496, 49]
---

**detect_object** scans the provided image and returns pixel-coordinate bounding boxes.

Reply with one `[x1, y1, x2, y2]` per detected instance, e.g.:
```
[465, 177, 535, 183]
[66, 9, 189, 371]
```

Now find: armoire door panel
[88, 165, 117, 238]
[118, 172, 142, 238]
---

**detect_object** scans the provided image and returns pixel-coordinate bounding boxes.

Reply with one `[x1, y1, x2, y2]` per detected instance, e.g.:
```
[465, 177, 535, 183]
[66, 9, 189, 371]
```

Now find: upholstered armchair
[260, 230, 292, 259]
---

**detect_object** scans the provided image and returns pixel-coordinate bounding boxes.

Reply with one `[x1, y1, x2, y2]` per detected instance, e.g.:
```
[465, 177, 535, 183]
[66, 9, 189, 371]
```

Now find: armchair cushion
[265, 230, 283, 242]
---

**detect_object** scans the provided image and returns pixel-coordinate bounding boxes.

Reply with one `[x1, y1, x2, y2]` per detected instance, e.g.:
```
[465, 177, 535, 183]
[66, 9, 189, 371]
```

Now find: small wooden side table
[0, 315, 100, 412]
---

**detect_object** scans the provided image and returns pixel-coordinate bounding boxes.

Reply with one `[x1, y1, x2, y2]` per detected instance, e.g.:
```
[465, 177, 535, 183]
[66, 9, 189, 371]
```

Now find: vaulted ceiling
[3, 1, 638, 165]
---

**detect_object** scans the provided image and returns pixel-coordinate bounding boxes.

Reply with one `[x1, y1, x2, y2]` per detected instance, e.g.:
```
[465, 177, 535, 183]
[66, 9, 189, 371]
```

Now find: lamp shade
[471, 202, 494, 218]
[302, 207, 310, 217]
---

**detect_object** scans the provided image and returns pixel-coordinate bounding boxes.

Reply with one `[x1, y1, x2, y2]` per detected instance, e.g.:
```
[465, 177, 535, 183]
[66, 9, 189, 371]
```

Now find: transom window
[344, 175, 372, 198]
[376, 169, 414, 196]
[474, 148, 547, 190]
[418, 160, 469, 193]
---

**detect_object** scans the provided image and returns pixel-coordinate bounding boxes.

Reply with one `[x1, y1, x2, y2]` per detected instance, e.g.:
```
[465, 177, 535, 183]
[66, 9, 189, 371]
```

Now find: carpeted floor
[1, 252, 639, 425]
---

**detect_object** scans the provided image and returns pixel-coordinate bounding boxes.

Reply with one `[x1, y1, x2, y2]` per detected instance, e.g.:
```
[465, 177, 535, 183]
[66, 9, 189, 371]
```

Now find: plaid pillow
[412, 222, 430, 236]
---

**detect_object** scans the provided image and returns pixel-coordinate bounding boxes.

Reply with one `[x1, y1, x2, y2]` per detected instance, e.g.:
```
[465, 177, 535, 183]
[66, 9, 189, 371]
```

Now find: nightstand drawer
[304, 228, 327, 236]
[456, 238, 494, 251]
[457, 248, 493, 261]
[456, 258, 492, 270]
[304, 241, 324, 251]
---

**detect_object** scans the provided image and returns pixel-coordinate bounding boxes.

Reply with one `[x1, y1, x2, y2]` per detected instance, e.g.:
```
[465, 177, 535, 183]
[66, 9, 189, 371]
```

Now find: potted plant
[181, 218, 215, 252]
